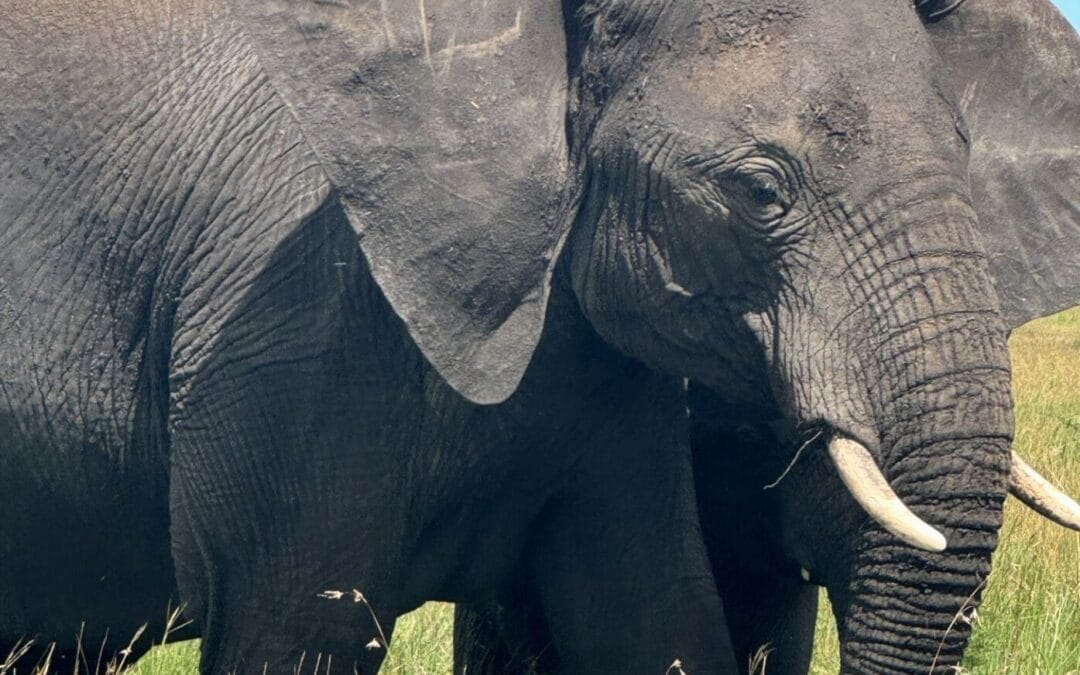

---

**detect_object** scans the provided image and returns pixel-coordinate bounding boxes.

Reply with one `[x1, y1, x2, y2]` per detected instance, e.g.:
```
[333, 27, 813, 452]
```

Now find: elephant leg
[167, 380, 410, 673]
[170, 464, 401, 675]
[163, 206, 429, 674]
[452, 571, 818, 675]
[519, 378, 739, 675]
[718, 572, 818, 675]
[453, 595, 561, 675]
[169, 390, 407, 675]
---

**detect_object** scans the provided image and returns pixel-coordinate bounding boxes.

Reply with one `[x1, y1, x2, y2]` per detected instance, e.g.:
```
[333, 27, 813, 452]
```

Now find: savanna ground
[9, 308, 1080, 674]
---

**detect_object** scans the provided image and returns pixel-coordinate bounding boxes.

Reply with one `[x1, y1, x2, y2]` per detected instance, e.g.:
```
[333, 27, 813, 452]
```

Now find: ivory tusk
[828, 437, 948, 552]
[1009, 452, 1080, 532]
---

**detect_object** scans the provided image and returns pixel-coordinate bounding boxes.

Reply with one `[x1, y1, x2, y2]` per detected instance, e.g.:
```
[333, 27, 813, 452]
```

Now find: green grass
[129, 641, 200, 675]
[126, 307, 1080, 674]
[378, 603, 455, 674]
[961, 306, 1080, 674]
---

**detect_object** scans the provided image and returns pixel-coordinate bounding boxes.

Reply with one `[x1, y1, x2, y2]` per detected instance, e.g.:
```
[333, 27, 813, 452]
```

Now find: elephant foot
[453, 601, 562, 675]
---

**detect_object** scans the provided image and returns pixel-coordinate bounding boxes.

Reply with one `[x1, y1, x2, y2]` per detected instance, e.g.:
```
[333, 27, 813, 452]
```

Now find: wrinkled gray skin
[2, 0, 1079, 674]
[453, 0, 1080, 673]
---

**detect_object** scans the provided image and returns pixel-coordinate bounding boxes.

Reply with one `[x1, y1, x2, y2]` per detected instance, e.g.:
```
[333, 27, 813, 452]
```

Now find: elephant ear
[925, 0, 1080, 330]
[227, 0, 571, 404]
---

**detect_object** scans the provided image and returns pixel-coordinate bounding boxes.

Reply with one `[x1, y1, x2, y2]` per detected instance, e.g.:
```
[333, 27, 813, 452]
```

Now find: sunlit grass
[129, 640, 199, 675]
[379, 602, 454, 675]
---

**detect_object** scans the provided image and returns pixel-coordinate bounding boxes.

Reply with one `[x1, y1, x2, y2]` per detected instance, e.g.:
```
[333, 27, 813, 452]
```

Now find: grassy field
[117, 308, 1080, 673]
[950, 307, 1080, 674]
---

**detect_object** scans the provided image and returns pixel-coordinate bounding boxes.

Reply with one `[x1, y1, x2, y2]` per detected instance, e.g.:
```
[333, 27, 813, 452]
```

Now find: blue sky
[1053, 0, 1080, 28]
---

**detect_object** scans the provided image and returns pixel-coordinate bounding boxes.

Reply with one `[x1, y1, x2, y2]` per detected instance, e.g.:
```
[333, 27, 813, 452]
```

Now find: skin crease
[455, 1, 1026, 674]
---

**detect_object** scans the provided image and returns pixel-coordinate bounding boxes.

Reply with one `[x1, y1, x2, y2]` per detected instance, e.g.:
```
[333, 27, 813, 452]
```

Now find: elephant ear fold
[925, 0, 1080, 330]
[228, 0, 571, 404]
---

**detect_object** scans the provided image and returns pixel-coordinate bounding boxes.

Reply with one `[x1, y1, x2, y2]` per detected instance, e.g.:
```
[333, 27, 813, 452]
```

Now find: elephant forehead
[618, 55, 837, 155]
[647, 0, 939, 98]
[625, 17, 953, 165]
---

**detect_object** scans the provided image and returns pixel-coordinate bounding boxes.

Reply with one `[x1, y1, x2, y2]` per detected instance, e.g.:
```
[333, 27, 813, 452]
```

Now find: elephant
[0, 2, 734, 675]
[3, 0, 1080, 674]
[450, 0, 1080, 673]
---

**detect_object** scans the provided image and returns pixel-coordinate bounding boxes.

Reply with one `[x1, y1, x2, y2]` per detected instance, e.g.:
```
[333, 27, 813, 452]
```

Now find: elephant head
[229, 0, 1078, 670]
[558, 0, 1080, 670]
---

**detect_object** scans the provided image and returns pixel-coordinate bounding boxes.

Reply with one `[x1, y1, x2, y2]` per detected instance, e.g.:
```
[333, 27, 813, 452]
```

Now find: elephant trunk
[833, 433, 1010, 673]
[828, 238, 1015, 672]
[790, 180, 1015, 673]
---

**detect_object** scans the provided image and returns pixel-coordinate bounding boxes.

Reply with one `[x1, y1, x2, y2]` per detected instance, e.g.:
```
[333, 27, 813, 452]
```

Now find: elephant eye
[688, 151, 795, 224]
[750, 176, 782, 206]
[743, 172, 791, 221]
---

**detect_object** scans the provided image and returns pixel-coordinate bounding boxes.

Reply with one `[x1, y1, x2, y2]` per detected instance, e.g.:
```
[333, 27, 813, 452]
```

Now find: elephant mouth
[825, 433, 1080, 551]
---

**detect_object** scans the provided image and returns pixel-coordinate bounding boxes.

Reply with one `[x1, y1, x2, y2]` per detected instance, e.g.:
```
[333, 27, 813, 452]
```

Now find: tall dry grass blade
[34, 643, 56, 675]
[0, 638, 35, 674]
[748, 644, 772, 674]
